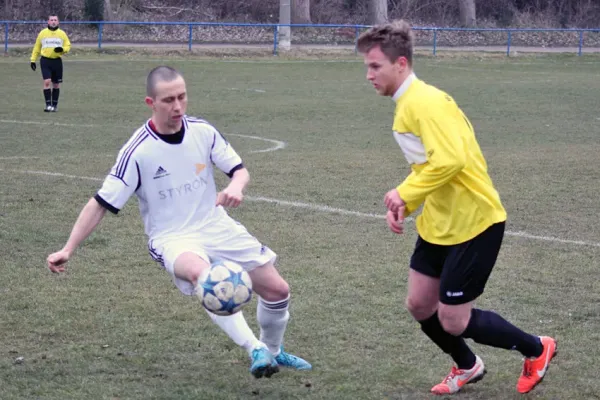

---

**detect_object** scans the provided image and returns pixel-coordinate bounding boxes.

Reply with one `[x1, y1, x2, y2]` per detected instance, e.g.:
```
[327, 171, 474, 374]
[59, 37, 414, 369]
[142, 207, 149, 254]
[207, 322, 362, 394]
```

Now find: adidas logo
[153, 166, 170, 179]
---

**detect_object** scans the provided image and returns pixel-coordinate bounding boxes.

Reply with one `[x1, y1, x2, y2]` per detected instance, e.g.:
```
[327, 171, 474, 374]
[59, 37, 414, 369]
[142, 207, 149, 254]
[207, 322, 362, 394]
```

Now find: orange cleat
[516, 336, 557, 394]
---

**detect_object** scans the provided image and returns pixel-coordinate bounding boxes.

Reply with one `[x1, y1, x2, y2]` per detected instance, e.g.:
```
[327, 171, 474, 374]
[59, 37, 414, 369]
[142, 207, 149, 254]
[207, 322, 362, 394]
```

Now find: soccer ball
[196, 259, 253, 316]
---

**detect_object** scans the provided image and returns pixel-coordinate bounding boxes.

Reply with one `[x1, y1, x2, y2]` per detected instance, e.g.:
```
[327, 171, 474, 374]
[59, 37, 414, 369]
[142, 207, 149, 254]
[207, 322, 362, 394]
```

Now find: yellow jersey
[30, 27, 71, 62]
[392, 74, 507, 245]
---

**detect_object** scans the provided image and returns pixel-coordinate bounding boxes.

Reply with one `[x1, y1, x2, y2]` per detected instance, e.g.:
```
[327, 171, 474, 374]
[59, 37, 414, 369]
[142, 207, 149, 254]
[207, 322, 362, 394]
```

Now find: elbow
[451, 160, 465, 173]
[447, 156, 466, 174]
[229, 167, 250, 187]
[239, 168, 250, 183]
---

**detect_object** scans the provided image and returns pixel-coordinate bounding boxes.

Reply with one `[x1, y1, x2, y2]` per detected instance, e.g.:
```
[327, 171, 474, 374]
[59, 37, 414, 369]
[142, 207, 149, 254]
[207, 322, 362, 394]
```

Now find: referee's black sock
[462, 308, 543, 358]
[43, 89, 51, 106]
[419, 311, 477, 369]
[51, 88, 60, 107]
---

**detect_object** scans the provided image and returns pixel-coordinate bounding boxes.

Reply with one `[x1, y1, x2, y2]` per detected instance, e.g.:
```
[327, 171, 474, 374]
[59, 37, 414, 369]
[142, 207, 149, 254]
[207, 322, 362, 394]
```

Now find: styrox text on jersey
[158, 175, 209, 200]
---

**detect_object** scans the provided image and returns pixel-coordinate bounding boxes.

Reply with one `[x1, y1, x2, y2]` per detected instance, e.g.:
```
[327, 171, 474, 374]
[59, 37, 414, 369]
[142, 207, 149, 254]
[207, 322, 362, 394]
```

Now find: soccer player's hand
[386, 210, 404, 234]
[54, 46, 63, 53]
[216, 187, 243, 208]
[47, 250, 70, 273]
[30, 62, 36, 71]
[384, 188, 405, 213]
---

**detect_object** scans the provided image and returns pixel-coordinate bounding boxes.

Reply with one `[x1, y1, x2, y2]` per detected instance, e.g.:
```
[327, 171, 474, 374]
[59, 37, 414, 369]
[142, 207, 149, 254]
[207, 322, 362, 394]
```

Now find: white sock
[205, 309, 263, 356]
[257, 295, 290, 356]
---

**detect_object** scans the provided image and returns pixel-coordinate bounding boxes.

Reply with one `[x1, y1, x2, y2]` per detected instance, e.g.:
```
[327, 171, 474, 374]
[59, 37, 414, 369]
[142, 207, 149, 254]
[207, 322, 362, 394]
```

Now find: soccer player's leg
[206, 212, 311, 372]
[50, 58, 63, 111]
[40, 58, 52, 111]
[437, 222, 556, 394]
[408, 237, 483, 395]
[432, 300, 486, 395]
[248, 263, 311, 371]
[149, 238, 273, 378]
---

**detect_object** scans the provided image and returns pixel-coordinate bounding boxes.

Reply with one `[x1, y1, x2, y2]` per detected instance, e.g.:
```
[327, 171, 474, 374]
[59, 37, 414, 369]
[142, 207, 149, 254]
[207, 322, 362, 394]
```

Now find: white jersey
[95, 116, 243, 241]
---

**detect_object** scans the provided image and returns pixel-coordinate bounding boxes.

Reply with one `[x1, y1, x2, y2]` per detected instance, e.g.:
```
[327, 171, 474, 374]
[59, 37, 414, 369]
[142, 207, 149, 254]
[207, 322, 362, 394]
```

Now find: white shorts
[148, 210, 277, 295]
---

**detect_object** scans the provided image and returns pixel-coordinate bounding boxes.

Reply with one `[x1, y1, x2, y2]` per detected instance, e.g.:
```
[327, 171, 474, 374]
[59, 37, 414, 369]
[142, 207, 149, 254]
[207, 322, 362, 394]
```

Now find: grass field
[1, 50, 599, 399]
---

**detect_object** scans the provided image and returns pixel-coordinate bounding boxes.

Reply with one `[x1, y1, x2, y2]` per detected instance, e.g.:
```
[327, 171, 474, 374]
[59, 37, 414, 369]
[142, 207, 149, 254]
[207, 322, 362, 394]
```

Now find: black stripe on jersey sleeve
[94, 194, 120, 214]
[135, 161, 142, 192]
[227, 163, 244, 178]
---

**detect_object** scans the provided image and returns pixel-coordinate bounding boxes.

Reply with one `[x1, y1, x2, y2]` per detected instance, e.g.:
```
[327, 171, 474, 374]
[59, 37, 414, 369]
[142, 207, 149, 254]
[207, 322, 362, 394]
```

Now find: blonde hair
[357, 20, 414, 65]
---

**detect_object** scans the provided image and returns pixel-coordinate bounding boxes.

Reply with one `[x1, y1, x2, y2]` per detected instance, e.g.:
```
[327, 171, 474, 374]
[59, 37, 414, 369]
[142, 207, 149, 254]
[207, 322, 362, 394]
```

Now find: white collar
[392, 73, 417, 102]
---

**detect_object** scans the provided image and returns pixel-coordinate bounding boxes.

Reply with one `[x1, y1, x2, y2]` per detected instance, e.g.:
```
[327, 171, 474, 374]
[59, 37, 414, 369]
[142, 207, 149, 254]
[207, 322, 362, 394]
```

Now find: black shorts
[40, 56, 63, 83]
[409, 222, 505, 305]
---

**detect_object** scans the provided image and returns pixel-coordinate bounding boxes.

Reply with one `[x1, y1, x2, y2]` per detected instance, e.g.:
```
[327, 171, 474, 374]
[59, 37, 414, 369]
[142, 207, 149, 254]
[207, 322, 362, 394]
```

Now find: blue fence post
[354, 26, 359, 54]
[273, 25, 278, 56]
[98, 22, 103, 49]
[433, 29, 438, 56]
[578, 30, 583, 56]
[4, 23, 8, 53]
[506, 30, 512, 56]
[188, 24, 193, 51]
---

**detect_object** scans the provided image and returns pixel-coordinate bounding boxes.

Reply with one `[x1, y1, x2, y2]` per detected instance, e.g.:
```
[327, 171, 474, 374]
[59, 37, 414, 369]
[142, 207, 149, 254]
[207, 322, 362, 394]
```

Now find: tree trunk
[279, 0, 291, 51]
[104, 0, 112, 20]
[369, 0, 387, 25]
[4, 0, 13, 20]
[291, 0, 311, 24]
[458, 0, 476, 27]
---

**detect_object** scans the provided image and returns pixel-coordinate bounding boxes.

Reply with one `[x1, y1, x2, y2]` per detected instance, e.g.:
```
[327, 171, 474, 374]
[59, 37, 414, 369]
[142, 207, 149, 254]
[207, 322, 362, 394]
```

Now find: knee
[260, 279, 290, 302]
[186, 268, 204, 285]
[53, 84, 60, 89]
[438, 307, 470, 336]
[405, 295, 437, 321]
[43, 80, 51, 88]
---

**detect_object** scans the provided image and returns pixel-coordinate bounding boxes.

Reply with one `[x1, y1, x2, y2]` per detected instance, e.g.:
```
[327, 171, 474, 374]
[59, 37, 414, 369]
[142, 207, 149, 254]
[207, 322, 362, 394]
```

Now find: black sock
[51, 88, 60, 107]
[462, 309, 543, 358]
[43, 89, 51, 106]
[419, 312, 477, 369]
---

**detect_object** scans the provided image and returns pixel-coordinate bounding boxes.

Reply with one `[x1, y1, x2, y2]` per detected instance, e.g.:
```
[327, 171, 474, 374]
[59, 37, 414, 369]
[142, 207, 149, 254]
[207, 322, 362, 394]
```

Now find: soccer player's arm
[61, 31, 71, 54]
[209, 127, 244, 181]
[60, 198, 107, 256]
[400, 171, 424, 217]
[30, 32, 43, 62]
[95, 150, 140, 215]
[53, 148, 139, 262]
[397, 102, 467, 209]
[208, 126, 248, 206]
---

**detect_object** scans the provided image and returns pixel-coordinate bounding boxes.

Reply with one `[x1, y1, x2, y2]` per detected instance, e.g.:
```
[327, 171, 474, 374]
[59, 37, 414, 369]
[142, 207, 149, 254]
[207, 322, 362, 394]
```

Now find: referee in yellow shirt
[357, 20, 556, 396]
[30, 15, 71, 112]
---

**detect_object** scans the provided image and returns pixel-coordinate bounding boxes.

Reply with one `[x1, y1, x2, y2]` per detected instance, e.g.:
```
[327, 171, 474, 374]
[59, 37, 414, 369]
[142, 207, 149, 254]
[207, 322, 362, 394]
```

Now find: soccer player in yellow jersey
[30, 15, 71, 112]
[357, 20, 557, 395]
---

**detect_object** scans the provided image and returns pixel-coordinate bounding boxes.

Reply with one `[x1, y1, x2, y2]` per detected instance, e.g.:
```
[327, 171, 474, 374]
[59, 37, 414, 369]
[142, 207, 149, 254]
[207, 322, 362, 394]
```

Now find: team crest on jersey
[153, 166, 170, 179]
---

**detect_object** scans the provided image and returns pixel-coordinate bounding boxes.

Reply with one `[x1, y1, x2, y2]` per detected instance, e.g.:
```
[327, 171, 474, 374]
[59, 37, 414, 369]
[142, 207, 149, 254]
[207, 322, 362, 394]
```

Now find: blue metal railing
[2, 20, 599, 56]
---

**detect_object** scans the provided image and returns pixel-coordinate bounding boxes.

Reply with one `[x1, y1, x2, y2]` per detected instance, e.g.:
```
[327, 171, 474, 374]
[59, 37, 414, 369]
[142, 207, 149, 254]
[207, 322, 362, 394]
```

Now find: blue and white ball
[196, 260, 253, 316]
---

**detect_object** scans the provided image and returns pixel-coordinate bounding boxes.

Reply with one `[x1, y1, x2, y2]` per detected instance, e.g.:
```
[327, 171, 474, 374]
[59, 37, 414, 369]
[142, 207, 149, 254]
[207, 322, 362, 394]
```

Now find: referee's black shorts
[40, 56, 63, 84]
[409, 222, 505, 305]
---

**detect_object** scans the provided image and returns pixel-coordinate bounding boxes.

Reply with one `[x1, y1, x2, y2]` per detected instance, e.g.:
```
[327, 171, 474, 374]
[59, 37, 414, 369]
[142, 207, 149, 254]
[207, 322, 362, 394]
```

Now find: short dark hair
[146, 66, 183, 98]
[356, 19, 414, 65]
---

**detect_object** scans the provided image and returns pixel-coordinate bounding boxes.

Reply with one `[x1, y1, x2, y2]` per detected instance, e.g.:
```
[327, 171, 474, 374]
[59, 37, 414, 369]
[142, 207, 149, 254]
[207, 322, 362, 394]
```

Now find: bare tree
[458, 0, 476, 27]
[369, 0, 387, 24]
[104, 0, 112, 20]
[279, 0, 291, 50]
[3, 0, 13, 19]
[291, 0, 311, 23]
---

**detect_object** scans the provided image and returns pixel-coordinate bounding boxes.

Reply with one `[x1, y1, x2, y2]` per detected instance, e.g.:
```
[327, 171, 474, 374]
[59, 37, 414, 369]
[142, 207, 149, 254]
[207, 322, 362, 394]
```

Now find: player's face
[364, 46, 407, 97]
[146, 77, 188, 131]
[48, 16, 59, 28]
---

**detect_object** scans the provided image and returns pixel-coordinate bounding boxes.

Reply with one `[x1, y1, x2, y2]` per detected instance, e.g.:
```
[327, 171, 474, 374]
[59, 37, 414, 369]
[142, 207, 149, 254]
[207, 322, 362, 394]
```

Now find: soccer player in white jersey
[46, 66, 311, 379]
